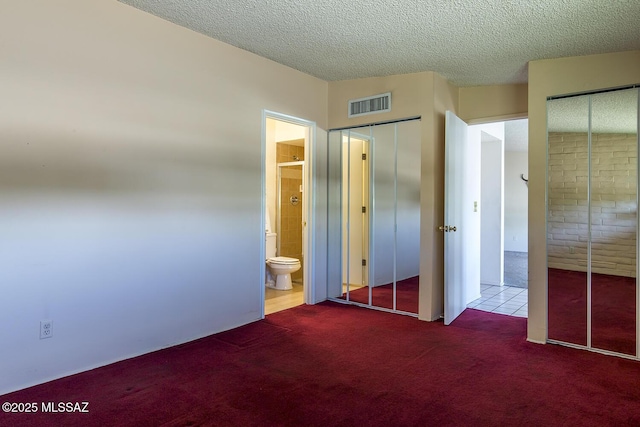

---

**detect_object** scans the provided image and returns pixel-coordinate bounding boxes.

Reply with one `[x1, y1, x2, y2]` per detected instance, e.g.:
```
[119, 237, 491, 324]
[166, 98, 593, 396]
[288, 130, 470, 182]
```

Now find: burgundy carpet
[3, 302, 640, 426]
[548, 268, 636, 355]
[340, 276, 419, 313]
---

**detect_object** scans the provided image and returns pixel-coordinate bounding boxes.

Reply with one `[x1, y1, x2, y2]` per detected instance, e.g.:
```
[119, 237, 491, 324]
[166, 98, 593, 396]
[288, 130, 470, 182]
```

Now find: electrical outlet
[569, 246, 575, 254]
[40, 320, 52, 339]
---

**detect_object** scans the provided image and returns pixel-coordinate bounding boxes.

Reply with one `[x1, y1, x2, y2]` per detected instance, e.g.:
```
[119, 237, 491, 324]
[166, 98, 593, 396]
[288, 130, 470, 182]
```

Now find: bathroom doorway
[262, 111, 315, 316]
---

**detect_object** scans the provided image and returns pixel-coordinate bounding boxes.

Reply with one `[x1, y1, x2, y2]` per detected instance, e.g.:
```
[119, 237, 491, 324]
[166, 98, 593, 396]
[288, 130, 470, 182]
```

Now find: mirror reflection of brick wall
[276, 141, 304, 282]
[548, 132, 637, 277]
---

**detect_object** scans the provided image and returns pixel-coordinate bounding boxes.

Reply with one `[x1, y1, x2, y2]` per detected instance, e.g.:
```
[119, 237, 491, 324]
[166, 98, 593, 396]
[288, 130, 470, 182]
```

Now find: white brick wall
[548, 132, 637, 277]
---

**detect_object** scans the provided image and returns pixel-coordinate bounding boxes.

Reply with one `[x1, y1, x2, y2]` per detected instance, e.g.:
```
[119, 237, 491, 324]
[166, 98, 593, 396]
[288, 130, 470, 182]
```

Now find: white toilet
[265, 213, 301, 291]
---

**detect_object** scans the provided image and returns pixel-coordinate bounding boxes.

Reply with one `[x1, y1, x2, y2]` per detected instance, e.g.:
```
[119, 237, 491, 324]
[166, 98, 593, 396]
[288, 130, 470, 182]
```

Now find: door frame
[261, 110, 316, 318]
[449, 116, 529, 322]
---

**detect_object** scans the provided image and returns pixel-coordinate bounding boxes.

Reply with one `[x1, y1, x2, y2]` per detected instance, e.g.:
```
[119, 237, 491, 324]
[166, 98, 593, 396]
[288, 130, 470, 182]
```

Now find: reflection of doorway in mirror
[342, 132, 369, 292]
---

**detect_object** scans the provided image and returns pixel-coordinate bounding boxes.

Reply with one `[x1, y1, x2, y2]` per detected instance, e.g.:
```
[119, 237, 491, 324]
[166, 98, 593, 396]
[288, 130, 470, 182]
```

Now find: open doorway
[263, 112, 314, 316]
[466, 119, 529, 317]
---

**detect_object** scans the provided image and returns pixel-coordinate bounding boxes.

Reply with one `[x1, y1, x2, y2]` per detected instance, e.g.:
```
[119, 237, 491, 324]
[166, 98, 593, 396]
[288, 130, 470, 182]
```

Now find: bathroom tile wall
[276, 140, 305, 164]
[276, 142, 304, 281]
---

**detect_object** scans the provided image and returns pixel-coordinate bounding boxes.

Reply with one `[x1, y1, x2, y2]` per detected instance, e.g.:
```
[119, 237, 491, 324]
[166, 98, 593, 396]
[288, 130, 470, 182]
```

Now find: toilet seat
[268, 256, 300, 265]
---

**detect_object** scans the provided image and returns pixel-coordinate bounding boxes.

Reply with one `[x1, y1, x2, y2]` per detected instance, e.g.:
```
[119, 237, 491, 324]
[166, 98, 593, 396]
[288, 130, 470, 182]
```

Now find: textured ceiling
[118, 0, 640, 86]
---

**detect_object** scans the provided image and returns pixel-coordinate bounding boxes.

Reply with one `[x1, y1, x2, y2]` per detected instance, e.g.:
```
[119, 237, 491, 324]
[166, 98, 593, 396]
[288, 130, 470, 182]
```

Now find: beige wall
[330, 73, 438, 316]
[0, 0, 327, 394]
[328, 72, 456, 320]
[528, 50, 640, 343]
[459, 84, 528, 123]
[328, 72, 430, 129]
[426, 74, 459, 319]
[328, 76, 529, 321]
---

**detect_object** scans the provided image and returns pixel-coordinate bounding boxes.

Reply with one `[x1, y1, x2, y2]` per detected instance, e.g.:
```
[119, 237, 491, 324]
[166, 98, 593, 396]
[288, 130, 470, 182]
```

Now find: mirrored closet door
[547, 87, 639, 357]
[327, 119, 421, 315]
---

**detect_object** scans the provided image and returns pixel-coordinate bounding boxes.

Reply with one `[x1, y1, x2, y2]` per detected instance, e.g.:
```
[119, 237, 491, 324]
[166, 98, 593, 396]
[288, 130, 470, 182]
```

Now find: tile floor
[467, 284, 528, 318]
[265, 283, 366, 315]
[266, 283, 528, 318]
[264, 282, 304, 315]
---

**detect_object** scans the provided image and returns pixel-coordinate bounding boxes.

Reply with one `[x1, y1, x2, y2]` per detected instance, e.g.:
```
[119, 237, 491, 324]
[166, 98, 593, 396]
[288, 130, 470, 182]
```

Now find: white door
[444, 111, 470, 325]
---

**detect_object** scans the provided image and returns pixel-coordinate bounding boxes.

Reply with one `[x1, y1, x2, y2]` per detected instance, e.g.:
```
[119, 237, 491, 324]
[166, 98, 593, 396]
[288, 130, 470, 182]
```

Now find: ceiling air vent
[348, 92, 391, 118]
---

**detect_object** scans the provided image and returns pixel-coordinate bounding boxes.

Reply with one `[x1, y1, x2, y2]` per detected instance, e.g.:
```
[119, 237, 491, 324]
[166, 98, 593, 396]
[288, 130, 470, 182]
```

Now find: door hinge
[362, 206, 366, 213]
[362, 259, 367, 267]
[362, 153, 367, 160]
